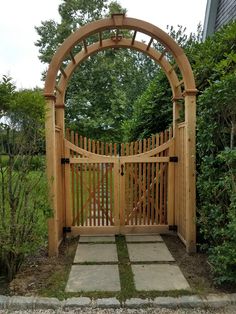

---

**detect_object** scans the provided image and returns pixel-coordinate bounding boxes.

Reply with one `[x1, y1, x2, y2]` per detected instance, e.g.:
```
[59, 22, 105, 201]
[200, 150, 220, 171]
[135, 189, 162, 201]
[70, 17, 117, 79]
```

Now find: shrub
[197, 73, 236, 285]
[0, 169, 50, 280]
[0, 76, 51, 281]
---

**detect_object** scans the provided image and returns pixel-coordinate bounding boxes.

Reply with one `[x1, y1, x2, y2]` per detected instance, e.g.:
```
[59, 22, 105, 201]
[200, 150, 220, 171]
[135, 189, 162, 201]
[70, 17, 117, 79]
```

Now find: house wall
[215, 0, 236, 31]
[203, 0, 236, 39]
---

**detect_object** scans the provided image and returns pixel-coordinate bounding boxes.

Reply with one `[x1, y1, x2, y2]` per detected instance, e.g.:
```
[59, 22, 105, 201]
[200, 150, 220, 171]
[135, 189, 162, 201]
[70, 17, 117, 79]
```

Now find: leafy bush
[122, 71, 172, 141]
[0, 76, 51, 281]
[197, 73, 236, 284]
[197, 150, 236, 284]
[0, 170, 50, 280]
[0, 155, 45, 171]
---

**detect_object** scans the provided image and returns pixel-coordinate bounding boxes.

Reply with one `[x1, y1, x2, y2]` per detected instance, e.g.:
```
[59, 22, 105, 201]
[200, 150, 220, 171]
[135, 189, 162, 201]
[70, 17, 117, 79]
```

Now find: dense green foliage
[188, 23, 236, 92]
[196, 72, 236, 284]
[66, 49, 157, 141]
[0, 76, 50, 281]
[122, 71, 172, 141]
[123, 25, 202, 141]
[194, 22, 236, 285]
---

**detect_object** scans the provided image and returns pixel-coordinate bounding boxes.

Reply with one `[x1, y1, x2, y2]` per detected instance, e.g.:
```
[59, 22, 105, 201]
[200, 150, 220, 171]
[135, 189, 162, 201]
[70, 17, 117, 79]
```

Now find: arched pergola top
[55, 38, 183, 104]
[44, 14, 197, 100]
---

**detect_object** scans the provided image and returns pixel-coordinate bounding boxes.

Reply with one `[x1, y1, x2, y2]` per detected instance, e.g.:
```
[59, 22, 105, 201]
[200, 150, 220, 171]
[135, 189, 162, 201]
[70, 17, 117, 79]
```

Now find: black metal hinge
[169, 156, 178, 163]
[61, 158, 70, 164]
[63, 226, 71, 233]
[169, 225, 178, 232]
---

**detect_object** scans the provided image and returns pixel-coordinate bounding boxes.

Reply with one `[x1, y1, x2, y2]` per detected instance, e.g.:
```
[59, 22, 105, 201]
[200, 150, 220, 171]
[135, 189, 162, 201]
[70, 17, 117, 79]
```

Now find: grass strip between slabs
[116, 235, 136, 301]
[38, 235, 193, 300]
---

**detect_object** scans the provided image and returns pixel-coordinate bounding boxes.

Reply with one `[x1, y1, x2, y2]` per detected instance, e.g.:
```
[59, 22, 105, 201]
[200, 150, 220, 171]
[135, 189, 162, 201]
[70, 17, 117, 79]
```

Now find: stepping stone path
[131, 264, 189, 291]
[127, 242, 175, 262]
[65, 234, 190, 292]
[66, 265, 120, 292]
[74, 243, 118, 263]
[78, 235, 115, 243]
[66, 236, 120, 292]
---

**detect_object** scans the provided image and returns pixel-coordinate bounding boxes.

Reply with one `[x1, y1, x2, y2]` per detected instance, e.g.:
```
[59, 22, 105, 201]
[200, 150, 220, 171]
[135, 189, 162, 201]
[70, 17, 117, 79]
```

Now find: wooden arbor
[44, 14, 197, 256]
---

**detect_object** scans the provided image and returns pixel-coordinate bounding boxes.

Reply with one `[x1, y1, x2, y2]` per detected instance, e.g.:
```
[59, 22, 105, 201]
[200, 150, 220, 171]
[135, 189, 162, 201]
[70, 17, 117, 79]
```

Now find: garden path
[65, 234, 190, 292]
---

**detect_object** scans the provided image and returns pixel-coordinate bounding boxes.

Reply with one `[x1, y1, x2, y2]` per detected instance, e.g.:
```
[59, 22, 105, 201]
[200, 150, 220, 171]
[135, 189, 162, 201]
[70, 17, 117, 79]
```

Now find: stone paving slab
[74, 243, 118, 263]
[79, 235, 115, 243]
[65, 265, 121, 292]
[125, 234, 163, 242]
[132, 264, 190, 291]
[127, 242, 175, 262]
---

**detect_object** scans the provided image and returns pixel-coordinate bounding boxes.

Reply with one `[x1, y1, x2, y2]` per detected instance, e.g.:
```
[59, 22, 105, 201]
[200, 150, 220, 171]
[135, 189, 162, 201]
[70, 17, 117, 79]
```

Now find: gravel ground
[1, 307, 236, 314]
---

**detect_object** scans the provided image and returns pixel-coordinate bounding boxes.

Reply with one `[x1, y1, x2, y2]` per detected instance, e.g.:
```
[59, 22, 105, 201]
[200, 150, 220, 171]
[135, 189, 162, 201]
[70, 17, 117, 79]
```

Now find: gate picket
[138, 140, 142, 224]
[147, 138, 151, 225]
[143, 139, 147, 225]
[134, 141, 138, 225]
[151, 135, 155, 224]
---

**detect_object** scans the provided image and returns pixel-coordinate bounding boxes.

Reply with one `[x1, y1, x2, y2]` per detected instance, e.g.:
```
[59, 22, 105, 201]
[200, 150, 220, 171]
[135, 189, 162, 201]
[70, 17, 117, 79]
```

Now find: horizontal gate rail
[69, 225, 171, 236]
[120, 157, 169, 163]
[68, 156, 170, 163]
[69, 157, 118, 163]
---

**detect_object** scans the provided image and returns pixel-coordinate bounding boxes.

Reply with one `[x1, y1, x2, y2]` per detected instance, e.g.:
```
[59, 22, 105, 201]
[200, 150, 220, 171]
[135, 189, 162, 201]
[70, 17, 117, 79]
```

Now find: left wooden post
[45, 94, 59, 256]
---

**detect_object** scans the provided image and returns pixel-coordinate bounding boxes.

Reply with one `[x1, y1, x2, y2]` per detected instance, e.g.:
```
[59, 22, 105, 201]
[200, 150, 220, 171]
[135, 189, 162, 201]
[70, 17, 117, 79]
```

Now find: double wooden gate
[62, 129, 175, 235]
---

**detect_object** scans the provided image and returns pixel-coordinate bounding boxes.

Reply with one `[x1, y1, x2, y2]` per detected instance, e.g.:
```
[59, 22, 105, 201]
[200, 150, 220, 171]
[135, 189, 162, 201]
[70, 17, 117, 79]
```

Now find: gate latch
[63, 226, 71, 233]
[61, 158, 70, 164]
[169, 156, 178, 163]
[169, 225, 178, 232]
[121, 164, 124, 176]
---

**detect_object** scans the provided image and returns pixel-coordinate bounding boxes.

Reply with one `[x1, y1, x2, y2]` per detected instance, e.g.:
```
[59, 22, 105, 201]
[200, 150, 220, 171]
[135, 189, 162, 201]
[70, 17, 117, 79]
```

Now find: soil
[163, 235, 215, 294]
[1, 238, 77, 297]
[0, 234, 233, 297]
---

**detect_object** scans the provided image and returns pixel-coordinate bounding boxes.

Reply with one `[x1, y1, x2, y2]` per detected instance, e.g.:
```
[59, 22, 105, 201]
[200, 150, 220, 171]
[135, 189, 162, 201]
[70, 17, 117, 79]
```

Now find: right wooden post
[184, 92, 197, 253]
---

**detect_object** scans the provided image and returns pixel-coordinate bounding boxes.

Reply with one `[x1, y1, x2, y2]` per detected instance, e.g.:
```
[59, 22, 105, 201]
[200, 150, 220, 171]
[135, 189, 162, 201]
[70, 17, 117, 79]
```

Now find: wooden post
[167, 133, 175, 226]
[172, 99, 181, 137]
[64, 141, 72, 228]
[55, 106, 65, 132]
[184, 92, 197, 253]
[45, 95, 59, 256]
[55, 105, 66, 235]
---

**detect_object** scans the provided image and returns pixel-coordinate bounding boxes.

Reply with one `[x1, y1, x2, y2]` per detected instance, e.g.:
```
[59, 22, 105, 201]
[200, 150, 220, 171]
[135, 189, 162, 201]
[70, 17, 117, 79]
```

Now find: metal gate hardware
[120, 164, 124, 176]
[169, 156, 178, 163]
[169, 225, 178, 232]
[63, 226, 71, 233]
[61, 158, 70, 164]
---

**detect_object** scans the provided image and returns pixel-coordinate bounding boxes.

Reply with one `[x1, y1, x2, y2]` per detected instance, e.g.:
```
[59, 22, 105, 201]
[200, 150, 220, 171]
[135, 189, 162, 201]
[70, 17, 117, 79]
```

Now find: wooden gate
[63, 128, 175, 235]
[45, 14, 198, 255]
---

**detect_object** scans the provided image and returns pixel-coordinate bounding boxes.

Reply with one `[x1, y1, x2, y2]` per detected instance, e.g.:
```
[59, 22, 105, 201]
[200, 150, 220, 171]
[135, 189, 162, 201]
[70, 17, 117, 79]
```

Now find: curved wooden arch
[44, 15, 197, 257]
[45, 15, 197, 97]
[55, 38, 182, 105]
